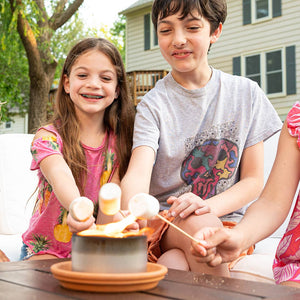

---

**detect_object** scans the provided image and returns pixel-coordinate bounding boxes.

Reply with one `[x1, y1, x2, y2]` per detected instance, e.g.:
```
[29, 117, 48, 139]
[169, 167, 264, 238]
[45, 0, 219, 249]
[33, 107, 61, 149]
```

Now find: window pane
[246, 55, 260, 75]
[267, 73, 282, 94]
[266, 51, 281, 72]
[266, 50, 282, 94]
[256, 0, 269, 19]
[248, 75, 261, 86]
[153, 28, 158, 46]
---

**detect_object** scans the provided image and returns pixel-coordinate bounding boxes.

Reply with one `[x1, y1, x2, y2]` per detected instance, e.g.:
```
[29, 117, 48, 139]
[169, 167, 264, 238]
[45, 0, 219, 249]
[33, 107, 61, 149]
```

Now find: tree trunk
[9, 0, 84, 133]
[28, 73, 52, 133]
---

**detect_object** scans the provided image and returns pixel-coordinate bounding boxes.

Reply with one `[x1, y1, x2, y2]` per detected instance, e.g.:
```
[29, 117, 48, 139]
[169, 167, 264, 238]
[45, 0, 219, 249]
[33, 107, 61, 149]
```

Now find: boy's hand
[167, 193, 211, 218]
[191, 227, 244, 267]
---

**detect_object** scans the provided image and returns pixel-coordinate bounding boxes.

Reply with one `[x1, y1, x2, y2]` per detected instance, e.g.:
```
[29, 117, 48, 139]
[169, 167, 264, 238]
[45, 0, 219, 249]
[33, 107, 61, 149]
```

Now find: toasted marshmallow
[99, 183, 121, 215]
[69, 197, 94, 222]
[129, 193, 159, 219]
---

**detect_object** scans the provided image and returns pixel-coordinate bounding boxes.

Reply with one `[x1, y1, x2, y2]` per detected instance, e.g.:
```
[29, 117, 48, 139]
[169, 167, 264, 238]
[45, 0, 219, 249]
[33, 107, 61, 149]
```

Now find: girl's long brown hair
[51, 38, 135, 194]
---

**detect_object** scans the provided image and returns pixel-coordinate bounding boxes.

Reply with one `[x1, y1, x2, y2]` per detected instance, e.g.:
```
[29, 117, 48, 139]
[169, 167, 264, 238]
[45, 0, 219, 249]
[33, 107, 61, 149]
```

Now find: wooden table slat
[1, 259, 300, 299]
[165, 268, 300, 298]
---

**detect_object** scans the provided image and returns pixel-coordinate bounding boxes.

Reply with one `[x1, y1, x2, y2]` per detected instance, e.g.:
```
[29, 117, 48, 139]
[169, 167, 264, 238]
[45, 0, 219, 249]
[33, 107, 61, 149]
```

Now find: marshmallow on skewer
[99, 183, 121, 215]
[103, 193, 158, 235]
[129, 193, 159, 219]
[69, 197, 94, 222]
[129, 193, 203, 245]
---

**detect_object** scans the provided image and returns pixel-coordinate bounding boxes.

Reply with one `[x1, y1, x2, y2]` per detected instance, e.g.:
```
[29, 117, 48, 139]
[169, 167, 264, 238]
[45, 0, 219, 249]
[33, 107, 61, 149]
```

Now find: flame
[78, 225, 153, 238]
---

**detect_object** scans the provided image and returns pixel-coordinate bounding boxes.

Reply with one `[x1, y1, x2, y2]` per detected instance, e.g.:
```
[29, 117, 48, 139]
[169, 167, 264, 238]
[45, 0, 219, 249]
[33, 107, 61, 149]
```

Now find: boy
[121, 0, 282, 276]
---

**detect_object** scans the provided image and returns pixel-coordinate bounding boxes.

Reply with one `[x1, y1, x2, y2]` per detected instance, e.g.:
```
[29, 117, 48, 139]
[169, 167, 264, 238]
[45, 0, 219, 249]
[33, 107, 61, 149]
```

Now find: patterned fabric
[22, 124, 118, 259]
[273, 102, 300, 284]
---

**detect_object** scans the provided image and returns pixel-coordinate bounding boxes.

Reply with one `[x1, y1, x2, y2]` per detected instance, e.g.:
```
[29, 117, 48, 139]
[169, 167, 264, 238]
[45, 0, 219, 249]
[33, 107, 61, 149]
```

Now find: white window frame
[241, 47, 286, 98]
[251, 0, 272, 23]
[150, 16, 159, 49]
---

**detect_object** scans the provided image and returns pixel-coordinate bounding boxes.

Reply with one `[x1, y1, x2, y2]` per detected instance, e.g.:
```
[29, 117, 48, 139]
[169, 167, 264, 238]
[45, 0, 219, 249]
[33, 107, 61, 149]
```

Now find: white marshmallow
[129, 193, 159, 219]
[69, 197, 94, 222]
[99, 183, 121, 215]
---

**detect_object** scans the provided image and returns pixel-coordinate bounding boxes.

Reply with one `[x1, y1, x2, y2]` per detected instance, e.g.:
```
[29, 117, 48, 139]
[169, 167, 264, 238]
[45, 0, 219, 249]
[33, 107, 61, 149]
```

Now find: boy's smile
[157, 9, 222, 88]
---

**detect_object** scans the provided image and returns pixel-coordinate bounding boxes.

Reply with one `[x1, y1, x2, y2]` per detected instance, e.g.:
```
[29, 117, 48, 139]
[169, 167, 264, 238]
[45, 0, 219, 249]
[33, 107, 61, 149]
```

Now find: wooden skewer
[156, 213, 203, 245]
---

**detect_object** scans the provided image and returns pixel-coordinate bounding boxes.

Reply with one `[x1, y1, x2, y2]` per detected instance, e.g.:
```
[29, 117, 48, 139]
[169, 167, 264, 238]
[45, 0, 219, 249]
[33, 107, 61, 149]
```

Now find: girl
[191, 102, 300, 287]
[20, 38, 135, 261]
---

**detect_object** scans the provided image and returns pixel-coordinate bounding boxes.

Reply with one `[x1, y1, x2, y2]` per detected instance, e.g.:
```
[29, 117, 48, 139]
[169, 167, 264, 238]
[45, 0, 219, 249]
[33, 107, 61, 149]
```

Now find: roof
[119, 0, 153, 15]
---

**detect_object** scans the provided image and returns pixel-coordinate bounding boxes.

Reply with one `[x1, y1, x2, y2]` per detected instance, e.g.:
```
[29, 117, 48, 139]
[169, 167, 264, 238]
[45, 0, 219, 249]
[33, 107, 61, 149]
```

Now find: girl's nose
[87, 76, 101, 88]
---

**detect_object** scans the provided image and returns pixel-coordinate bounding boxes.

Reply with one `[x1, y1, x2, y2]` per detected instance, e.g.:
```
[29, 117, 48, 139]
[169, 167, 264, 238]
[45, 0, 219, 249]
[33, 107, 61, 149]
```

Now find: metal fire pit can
[72, 234, 148, 273]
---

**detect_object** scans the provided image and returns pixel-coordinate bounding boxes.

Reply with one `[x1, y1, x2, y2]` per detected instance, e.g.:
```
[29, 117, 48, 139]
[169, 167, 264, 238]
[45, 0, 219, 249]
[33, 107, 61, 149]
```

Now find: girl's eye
[102, 76, 112, 81]
[77, 74, 87, 78]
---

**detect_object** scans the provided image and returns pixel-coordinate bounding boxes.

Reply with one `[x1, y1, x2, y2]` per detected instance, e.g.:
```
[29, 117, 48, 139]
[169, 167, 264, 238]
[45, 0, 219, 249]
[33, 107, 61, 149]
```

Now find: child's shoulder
[33, 124, 62, 144]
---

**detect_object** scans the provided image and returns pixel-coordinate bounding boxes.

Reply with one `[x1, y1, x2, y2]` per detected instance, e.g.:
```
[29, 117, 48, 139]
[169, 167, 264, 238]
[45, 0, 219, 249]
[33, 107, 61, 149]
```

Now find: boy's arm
[121, 146, 155, 209]
[205, 141, 264, 218]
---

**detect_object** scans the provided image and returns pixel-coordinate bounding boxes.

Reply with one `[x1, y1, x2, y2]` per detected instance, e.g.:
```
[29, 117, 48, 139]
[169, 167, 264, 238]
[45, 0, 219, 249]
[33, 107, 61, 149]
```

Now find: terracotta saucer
[50, 261, 168, 293]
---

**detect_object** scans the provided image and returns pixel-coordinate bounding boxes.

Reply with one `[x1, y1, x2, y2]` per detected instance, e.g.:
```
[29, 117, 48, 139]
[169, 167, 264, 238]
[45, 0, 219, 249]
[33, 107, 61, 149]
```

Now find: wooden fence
[126, 70, 168, 106]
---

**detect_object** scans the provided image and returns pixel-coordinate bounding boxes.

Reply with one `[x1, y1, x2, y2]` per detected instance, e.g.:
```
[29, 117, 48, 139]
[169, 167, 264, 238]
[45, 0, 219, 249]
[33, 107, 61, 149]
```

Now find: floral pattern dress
[273, 102, 300, 284]
[22, 124, 118, 259]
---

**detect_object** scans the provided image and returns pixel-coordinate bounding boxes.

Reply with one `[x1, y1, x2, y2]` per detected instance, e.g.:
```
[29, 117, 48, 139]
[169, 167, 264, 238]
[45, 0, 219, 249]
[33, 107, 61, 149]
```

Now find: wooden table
[0, 259, 299, 299]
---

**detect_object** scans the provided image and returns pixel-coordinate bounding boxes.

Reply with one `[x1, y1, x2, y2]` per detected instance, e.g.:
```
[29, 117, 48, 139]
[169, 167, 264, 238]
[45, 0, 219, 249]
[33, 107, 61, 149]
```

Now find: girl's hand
[167, 193, 211, 218]
[0, 250, 9, 262]
[191, 227, 244, 267]
[66, 213, 95, 233]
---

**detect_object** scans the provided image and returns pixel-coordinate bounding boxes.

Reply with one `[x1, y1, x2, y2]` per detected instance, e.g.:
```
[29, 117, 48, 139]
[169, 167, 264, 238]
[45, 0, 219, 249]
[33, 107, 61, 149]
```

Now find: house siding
[0, 114, 28, 134]
[122, 0, 299, 120]
[208, 0, 300, 120]
[125, 6, 170, 72]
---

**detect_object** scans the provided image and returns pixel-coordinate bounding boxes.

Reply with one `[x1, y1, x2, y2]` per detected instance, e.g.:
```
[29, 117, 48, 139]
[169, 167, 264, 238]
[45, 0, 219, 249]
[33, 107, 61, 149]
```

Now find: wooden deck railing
[127, 70, 168, 106]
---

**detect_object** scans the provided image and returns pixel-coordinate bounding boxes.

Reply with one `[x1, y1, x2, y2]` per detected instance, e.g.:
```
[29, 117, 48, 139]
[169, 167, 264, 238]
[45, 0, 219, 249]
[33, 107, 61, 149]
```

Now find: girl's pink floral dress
[273, 102, 300, 284]
[22, 124, 118, 259]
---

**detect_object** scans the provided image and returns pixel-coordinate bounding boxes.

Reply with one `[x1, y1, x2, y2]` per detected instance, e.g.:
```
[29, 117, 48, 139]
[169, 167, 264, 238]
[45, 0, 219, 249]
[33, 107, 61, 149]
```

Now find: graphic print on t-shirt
[181, 138, 238, 199]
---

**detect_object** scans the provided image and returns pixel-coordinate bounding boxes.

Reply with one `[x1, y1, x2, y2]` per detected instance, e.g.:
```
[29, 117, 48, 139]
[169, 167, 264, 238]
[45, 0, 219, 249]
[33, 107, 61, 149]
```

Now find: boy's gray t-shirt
[133, 68, 282, 221]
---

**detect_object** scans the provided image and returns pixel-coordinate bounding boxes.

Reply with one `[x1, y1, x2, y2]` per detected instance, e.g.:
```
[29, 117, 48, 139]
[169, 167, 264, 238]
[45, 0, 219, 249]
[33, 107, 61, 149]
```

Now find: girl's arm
[192, 122, 300, 265]
[34, 130, 95, 232]
[120, 145, 155, 209]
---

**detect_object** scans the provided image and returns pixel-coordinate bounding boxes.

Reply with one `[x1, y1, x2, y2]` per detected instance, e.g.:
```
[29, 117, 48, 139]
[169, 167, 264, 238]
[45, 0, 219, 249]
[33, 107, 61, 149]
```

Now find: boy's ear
[210, 23, 223, 44]
[63, 74, 70, 94]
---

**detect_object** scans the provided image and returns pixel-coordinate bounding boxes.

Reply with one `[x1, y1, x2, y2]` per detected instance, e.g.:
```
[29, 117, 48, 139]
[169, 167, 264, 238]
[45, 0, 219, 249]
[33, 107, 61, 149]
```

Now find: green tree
[0, 1, 29, 122]
[7, 0, 84, 132]
[110, 15, 126, 62]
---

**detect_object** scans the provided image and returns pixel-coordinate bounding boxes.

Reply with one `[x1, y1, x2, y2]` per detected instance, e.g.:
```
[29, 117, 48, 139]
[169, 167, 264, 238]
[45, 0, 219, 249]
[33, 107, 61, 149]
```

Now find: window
[254, 0, 270, 21]
[244, 50, 283, 95]
[5, 121, 12, 129]
[233, 46, 296, 96]
[144, 13, 158, 51]
[243, 0, 281, 25]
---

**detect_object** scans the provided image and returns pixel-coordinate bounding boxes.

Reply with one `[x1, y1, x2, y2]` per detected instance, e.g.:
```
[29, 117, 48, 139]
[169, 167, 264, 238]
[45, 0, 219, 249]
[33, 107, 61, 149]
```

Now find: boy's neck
[171, 65, 212, 90]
